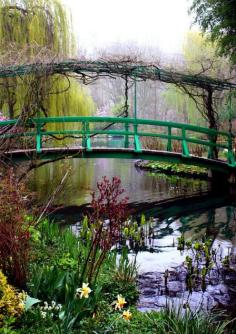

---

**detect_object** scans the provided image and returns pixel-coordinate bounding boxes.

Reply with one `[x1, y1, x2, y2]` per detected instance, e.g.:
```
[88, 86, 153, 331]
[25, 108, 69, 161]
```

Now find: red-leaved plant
[0, 169, 33, 288]
[90, 176, 129, 250]
[81, 176, 129, 283]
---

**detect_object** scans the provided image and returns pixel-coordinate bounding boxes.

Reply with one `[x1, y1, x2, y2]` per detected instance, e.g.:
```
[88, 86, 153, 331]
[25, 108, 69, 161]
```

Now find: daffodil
[122, 309, 132, 321]
[114, 295, 126, 310]
[76, 283, 92, 299]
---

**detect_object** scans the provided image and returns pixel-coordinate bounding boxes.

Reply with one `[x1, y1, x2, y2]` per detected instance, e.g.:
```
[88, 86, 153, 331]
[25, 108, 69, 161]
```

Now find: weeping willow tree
[163, 32, 232, 132]
[0, 0, 94, 121]
[162, 85, 206, 126]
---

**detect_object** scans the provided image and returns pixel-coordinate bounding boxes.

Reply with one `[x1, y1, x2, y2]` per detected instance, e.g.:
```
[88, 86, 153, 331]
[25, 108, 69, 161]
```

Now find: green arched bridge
[0, 116, 235, 174]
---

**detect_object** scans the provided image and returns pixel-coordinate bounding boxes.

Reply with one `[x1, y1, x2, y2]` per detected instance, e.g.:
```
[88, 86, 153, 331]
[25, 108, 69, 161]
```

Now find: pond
[28, 157, 236, 271]
[28, 157, 236, 312]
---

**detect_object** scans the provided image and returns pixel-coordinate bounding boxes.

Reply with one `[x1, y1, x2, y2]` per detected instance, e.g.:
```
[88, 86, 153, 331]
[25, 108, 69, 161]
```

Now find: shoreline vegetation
[0, 171, 235, 333]
[135, 160, 209, 179]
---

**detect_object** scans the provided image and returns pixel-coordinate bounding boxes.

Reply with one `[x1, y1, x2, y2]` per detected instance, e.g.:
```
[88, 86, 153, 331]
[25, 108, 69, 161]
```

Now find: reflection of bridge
[1, 116, 236, 173]
[132, 192, 235, 220]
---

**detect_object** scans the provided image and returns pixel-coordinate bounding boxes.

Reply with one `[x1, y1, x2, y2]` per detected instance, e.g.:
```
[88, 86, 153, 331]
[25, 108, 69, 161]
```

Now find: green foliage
[24, 217, 140, 332]
[102, 279, 139, 307]
[0, 0, 73, 55]
[0, 0, 95, 120]
[145, 161, 207, 178]
[26, 220, 103, 331]
[2, 211, 235, 333]
[18, 307, 61, 334]
[162, 84, 203, 126]
[100, 248, 139, 306]
[190, 0, 236, 64]
[78, 306, 233, 334]
[144, 307, 232, 334]
[177, 235, 236, 294]
[111, 96, 126, 116]
[163, 31, 232, 129]
[0, 317, 17, 334]
[114, 247, 138, 283]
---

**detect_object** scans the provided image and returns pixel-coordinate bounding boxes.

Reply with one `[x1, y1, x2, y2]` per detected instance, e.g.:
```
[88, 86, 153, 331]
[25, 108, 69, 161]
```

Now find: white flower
[75, 283, 92, 299]
[55, 304, 62, 311]
[41, 311, 47, 319]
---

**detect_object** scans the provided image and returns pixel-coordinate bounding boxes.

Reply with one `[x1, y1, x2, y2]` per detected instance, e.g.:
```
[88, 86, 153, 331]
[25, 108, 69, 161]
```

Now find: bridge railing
[0, 116, 235, 166]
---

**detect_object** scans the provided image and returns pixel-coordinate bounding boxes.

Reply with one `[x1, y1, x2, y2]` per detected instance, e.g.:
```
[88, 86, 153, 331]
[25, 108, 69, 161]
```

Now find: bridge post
[133, 122, 142, 153]
[133, 79, 142, 152]
[86, 122, 92, 151]
[167, 126, 172, 151]
[82, 121, 92, 151]
[82, 121, 86, 148]
[181, 128, 190, 157]
[36, 122, 42, 153]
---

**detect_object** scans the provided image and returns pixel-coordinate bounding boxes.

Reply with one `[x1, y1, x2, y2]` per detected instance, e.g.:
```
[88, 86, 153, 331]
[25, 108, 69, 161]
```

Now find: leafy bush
[0, 270, 25, 325]
[0, 170, 34, 288]
[80, 176, 129, 284]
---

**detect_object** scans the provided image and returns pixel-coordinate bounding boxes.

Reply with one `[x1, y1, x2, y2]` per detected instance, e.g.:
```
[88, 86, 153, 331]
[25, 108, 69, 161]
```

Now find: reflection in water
[28, 158, 236, 272]
[136, 206, 236, 272]
[28, 158, 209, 206]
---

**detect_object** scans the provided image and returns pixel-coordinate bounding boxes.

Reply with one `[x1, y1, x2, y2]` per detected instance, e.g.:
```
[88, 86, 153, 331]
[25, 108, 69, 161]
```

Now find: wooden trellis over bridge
[0, 60, 236, 179]
[0, 60, 236, 90]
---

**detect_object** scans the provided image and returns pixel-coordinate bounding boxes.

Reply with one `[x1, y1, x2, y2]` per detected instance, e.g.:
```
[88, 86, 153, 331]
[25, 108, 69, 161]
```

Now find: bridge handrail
[0, 116, 232, 137]
[30, 116, 231, 138]
[0, 116, 235, 166]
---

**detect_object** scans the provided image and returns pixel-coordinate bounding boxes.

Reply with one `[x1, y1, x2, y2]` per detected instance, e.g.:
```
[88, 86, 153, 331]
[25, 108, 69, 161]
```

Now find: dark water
[28, 158, 236, 272]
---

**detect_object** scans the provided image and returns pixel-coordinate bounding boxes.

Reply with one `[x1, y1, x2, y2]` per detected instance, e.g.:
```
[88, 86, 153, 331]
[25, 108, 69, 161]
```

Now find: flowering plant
[80, 176, 129, 284]
[0, 111, 7, 121]
[75, 283, 92, 299]
[114, 295, 127, 310]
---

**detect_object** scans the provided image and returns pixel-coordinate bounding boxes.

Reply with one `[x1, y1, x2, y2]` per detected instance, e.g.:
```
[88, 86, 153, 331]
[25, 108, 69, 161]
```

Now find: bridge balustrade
[0, 116, 235, 167]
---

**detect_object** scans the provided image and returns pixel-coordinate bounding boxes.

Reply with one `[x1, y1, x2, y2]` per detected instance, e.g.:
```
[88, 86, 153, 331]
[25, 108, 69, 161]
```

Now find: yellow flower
[114, 295, 126, 310]
[76, 283, 92, 299]
[122, 309, 132, 321]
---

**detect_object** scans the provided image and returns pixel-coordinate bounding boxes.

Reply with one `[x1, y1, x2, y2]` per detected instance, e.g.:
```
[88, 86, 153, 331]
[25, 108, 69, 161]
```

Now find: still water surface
[29, 158, 236, 272]
[29, 158, 209, 205]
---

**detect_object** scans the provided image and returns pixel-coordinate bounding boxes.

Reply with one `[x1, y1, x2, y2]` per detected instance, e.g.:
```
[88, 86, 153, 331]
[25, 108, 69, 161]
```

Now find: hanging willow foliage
[0, 0, 94, 122]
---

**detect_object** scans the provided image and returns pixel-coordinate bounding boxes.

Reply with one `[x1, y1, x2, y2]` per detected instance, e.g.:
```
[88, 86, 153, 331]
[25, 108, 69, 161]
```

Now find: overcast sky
[63, 0, 196, 55]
